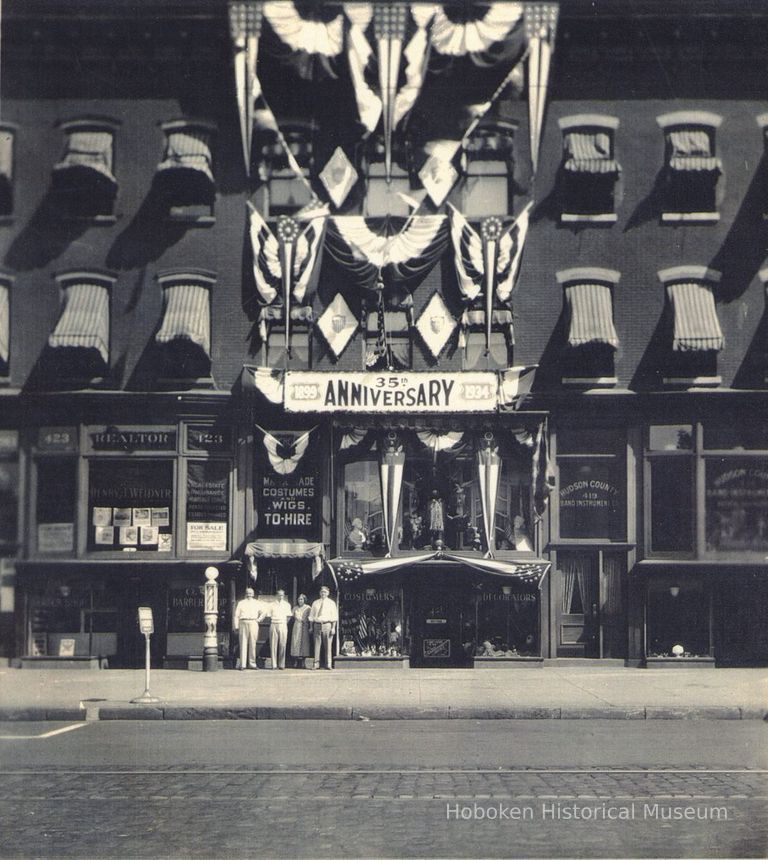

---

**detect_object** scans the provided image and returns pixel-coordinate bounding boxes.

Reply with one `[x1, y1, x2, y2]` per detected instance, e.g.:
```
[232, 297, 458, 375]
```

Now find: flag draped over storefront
[378, 431, 406, 557]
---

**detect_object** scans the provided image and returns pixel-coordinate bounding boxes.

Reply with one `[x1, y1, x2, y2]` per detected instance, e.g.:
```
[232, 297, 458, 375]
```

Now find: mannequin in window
[428, 490, 445, 547]
[512, 515, 533, 552]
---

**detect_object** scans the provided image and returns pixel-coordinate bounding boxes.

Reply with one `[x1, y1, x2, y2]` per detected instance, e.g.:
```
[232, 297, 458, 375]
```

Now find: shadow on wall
[23, 346, 125, 392]
[630, 312, 670, 391]
[733, 307, 768, 390]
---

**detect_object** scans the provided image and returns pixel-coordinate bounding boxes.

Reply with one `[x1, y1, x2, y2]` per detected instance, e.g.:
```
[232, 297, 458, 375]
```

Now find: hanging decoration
[255, 425, 317, 476]
[345, 3, 435, 180]
[378, 430, 406, 557]
[416, 429, 465, 466]
[262, 1, 344, 57]
[532, 420, 555, 520]
[316, 292, 359, 359]
[415, 292, 458, 360]
[429, 3, 524, 59]
[476, 431, 502, 558]
[241, 366, 285, 403]
[498, 366, 538, 409]
[338, 427, 372, 451]
[228, 1, 263, 174]
[365, 281, 392, 369]
[326, 215, 447, 289]
[248, 204, 326, 352]
[525, 3, 559, 175]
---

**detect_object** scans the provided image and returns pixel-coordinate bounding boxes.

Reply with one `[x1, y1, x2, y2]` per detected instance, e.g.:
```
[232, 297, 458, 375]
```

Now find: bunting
[241, 366, 284, 403]
[228, 1, 263, 173]
[430, 3, 524, 58]
[262, 1, 344, 57]
[326, 214, 447, 288]
[416, 429, 465, 465]
[378, 431, 406, 557]
[476, 432, 502, 558]
[532, 420, 554, 520]
[256, 425, 316, 476]
[525, 3, 559, 175]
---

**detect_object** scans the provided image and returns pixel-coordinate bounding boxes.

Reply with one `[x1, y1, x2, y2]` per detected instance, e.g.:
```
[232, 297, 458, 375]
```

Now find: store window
[556, 427, 626, 541]
[87, 458, 174, 553]
[342, 460, 385, 553]
[339, 579, 404, 657]
[0, 431, 19, 548]
[647, 579, 709, 658]
[475, 583, 539, 657]
[646, 424, 695, 555]
[36, 458, 77, 554]
[185, 460, 230, 553]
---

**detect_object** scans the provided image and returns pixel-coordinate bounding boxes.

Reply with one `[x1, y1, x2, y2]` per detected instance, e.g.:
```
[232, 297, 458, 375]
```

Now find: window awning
[668, 281, 724, 352]
[667, 129, 721, 172]
[245, 539, 324, 559]
[48, 279, 111, 363]
[156, 279, 212, 356]
[157, 124, 214, 183]
[563, 132, 620, 174]
[0, 281, 9, 365]
[564, 282, 619, 348]
[329, 551, 549, 586]
[54, 129, 117, 185]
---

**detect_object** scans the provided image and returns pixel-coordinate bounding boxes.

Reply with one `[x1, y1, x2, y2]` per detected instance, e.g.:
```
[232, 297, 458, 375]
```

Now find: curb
[2, 705, 765, 721]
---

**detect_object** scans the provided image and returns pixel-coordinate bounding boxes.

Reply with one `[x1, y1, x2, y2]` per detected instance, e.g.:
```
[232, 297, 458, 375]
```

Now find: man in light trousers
[309, 585, 338, 669]
[268, 589, 292, 670]
[234, 587, 263, 670]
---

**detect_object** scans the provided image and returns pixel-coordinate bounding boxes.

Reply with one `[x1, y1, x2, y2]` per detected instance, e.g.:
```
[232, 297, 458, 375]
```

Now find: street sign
[138, 606, 154, 635]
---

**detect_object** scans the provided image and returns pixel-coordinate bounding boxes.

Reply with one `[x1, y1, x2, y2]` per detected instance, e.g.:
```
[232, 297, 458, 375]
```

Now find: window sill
[561, 376, 618, 388]
[661, 212, 719, 224]
[167, 210, 215, 227]
[561, 213, 617, 224]
[59, 214, 118, 226]
[662, 375, 721, 388]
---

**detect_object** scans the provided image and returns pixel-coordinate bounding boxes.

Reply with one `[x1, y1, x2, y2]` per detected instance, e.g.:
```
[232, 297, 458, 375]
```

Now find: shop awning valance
[157, 124, 215, 183]
[667, 281, 723, 352]
[667, 129, 721, 172]
[48, 279, 111, 363]
[245, 539, 324, 559]
[563, 131, 620, 174]
[564, 282, 619, 348]
[329, 551, 549, 586]
[155, 279, 212, 356]
[54, 129, 117, 185]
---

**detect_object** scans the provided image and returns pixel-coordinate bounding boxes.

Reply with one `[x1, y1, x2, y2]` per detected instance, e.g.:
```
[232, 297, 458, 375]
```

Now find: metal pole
[144, 633, 151, 694]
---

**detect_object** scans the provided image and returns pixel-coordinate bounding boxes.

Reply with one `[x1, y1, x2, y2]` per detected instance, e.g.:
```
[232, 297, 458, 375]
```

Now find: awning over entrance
[329, 551, 549, 586]
[245, 538, 325, 578]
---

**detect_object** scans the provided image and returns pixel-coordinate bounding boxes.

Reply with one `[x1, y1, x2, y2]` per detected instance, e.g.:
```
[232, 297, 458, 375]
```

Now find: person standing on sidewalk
[309, 585, 338, 669]
[268, 589, 292, 670]
[290, 593, 311, 668]
[234, 587, 263, 670]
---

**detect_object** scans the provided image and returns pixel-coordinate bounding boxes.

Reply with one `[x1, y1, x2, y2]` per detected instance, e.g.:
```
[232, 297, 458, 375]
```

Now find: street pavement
[0, 666, 766, 720]
[0, 721, 765, 858]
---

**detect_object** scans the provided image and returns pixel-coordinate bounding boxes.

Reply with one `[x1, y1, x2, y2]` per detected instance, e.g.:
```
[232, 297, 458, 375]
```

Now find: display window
[474, 584, 539, 657]
[185, 460, 230, 553]
[342, 460, 385, 553]
[35, 458, 77, 554]
[647, 579, 709, 659]
[339, 580, 404, 657]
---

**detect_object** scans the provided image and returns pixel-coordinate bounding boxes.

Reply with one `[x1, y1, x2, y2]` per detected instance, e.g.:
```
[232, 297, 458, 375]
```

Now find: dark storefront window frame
[644, 422, 768, 561]
[0, 429, 21, 552]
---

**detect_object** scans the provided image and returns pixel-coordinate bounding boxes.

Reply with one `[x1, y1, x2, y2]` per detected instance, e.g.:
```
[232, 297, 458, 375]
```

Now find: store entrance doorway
[409, 569, 473, 668]
[555, 555, 599, 657]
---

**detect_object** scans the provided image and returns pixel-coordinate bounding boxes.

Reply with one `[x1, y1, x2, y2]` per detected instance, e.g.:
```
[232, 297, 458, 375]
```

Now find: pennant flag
[532, 420, 555, 519]
[256, 425, 316, 475]
[415, 292, 458, 360]
[525, 3, 559, 175]
[228, 1, 263, 174]
[476, 432, 502, 558]
[241, 366, 285, 403]
[378, 431, 406, 557]
[498, 365, 537, 408]
[317, 292, 359, 359]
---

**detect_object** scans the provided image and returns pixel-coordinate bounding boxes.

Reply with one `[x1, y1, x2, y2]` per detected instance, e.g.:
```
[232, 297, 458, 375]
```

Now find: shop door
[556, 554, 599, 657]
[410, 572, 473, 668]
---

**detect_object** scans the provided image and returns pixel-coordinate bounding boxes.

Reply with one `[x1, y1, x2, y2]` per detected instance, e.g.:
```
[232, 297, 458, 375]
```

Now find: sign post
[131, 607, 160, 704]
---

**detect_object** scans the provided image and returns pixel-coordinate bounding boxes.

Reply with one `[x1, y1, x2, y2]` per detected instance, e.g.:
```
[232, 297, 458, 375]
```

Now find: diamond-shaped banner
[317, 293, 358, 358]
[416, 292, 457, 359]
[419, 154, 459, 207]
[320, 146, 359, 209]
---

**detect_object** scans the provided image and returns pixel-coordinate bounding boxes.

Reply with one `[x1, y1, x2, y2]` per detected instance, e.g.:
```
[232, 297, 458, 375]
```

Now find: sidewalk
[0, 665, 766, 721]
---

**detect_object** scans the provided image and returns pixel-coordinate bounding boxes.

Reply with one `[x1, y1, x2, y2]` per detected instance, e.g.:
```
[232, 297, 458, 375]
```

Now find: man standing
[309, 585, 338, 669]
[268, 589, 292, 670]
[234, 587, 263, 670]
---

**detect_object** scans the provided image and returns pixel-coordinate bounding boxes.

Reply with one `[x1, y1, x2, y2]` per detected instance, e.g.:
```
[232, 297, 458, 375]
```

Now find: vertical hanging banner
[254, 427, 322, 540]
[378, 431, 406, 558]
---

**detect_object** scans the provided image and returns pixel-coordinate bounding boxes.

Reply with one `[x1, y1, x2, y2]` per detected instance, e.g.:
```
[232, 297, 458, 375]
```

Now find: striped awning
[157, 124, 215, 183]
[54, 129, 117, 184]
[156, 280, 212, 356]
[0, 280, 9, 365]
[668, 129, 720, 172]
[48, 278, 111, 363]
[565, 282, 619, 348]
[563, 131, 620, 175]
[245, 539, 324, 559]
[668, 281, 724, 352]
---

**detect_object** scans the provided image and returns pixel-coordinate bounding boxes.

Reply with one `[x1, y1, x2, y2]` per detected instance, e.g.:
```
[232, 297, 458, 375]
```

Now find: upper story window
[363, 137, 415, 218]
[155, 119, 216, 224]
[658, 266, 723, 388]
[657, 111, 722, 223]
[51, 118, 120, 221]
[155, 269, 215, 385]
[557, 267, 620, 387]
[460, 308, 512, 371]
[258, 122, 314, 217]
[0, 124, 17, 218]
[0, 273, 12, 380]
[364, 302, 412, 371]
[48, 270, 115, 383]
[557, 115, 621, 223]
[460, 120, 517, 218]
[260, 305, 313, 369]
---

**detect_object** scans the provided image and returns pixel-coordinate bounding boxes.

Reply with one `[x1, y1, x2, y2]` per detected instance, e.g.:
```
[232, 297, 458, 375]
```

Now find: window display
[705, 457, 768, 554]
[339, 582, 404, 657]
[36, 458, 77, 553]
[474, 584, 539, 657]
[342, 460, 385, 552]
